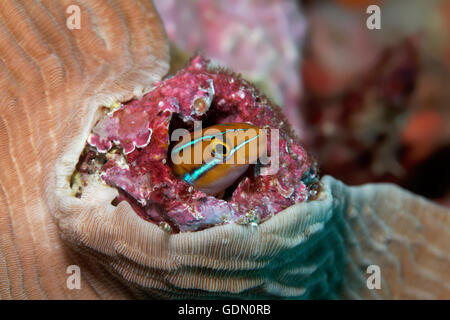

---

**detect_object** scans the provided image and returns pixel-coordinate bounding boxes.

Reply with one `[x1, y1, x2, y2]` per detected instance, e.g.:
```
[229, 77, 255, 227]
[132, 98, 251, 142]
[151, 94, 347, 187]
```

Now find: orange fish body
[170, 123, 267, 195]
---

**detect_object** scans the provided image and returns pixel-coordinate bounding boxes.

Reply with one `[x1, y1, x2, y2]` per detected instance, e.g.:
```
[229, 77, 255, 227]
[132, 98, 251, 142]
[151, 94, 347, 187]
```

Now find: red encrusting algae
[78, 56, 319, 232]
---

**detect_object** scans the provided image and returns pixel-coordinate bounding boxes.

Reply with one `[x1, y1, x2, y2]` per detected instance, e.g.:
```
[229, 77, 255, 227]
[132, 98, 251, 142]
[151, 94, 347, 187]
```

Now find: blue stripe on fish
[183, 133, 260, 185]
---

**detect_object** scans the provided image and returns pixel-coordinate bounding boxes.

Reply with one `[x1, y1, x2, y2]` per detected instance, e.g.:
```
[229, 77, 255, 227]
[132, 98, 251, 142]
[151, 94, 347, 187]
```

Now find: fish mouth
[69, 56, 320, 233]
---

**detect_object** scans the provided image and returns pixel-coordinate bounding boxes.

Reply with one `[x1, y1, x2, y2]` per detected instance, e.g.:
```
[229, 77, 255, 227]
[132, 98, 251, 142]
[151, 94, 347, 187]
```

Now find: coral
[77, 56, 318, 233]
[2, 0, 448, 301]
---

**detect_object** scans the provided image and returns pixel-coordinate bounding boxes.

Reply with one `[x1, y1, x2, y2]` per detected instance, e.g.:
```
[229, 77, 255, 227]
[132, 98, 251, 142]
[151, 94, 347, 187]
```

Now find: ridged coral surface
[54, 175, 450, 299]
[0, 0, 448, 299]
[0, 0, 169, 299]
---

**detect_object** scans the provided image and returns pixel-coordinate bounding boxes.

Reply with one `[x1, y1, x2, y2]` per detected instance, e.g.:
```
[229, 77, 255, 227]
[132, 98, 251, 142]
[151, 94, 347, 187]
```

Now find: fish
[170, 123, 267, 195]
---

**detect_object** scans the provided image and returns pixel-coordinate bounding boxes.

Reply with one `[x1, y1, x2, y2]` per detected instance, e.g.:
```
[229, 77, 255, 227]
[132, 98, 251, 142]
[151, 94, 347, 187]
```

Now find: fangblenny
[170, 123, 268, 196]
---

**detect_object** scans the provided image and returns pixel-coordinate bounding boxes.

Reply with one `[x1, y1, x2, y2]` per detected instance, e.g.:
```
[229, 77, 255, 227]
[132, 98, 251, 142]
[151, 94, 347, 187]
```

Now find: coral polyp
[74, 56, 319, 232]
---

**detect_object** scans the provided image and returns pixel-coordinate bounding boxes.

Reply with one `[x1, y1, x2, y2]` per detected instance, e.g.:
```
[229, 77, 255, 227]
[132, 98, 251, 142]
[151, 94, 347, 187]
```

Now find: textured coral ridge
[80, 56, 317, 232]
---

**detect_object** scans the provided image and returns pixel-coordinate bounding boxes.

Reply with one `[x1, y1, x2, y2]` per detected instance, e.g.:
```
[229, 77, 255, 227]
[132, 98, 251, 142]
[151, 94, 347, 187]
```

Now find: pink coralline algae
[79, 56, 318, 233]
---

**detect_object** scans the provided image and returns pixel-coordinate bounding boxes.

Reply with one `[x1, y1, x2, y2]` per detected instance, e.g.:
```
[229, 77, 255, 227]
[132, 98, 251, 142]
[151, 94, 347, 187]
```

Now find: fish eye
[211, 138, 229, 159]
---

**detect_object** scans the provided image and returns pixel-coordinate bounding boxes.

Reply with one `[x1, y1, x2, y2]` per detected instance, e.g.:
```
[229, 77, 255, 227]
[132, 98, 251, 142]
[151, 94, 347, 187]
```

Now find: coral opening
[71, 56, 320, 233]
